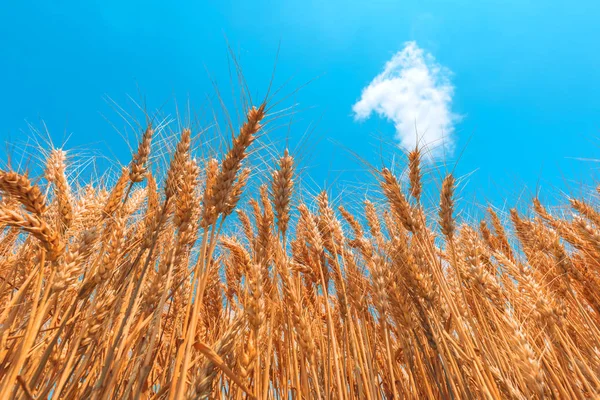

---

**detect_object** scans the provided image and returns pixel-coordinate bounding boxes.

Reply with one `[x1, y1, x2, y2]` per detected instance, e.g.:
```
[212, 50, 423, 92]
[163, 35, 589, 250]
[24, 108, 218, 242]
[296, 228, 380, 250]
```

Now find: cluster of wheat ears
[0, 97, 599, 400]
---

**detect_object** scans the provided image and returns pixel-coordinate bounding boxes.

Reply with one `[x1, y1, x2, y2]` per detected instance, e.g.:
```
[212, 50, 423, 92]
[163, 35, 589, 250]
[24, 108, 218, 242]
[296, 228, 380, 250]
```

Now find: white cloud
[353, 41, 458, 159]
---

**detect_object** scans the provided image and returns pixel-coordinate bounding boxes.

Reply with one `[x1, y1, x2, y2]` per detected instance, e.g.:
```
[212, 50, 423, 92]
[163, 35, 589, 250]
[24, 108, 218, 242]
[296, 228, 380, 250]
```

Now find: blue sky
[2, 1, 600, 211]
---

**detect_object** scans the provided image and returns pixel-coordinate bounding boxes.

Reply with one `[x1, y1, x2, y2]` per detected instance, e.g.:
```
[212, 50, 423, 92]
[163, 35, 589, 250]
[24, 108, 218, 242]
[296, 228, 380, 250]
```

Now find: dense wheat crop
[1, 97, 600, 399]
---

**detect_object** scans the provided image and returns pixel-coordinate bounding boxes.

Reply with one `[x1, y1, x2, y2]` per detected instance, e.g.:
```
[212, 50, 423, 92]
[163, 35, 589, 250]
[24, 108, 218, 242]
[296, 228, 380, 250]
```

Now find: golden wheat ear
[0, 170, 47, 215]
[439, 174, 455, 240]
[129, 124, 154, 183]
[0, 208, 64, 260]
[408, 147, 422, 202]
[45, 149, 73, 231]
[380, 167, 416, 232]
[103, 167, 129, 217]
[271, 149, 294, 237]
[207, 104, 266, 222]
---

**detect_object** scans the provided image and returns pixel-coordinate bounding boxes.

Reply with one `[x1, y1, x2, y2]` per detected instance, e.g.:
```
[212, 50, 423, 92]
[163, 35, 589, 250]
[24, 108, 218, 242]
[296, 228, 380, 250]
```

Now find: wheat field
[0, 99, 599, 399]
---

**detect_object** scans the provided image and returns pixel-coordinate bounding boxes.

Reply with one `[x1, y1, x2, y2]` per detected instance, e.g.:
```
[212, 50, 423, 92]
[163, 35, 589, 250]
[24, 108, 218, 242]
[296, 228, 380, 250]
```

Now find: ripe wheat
[1, 99, 600, 399]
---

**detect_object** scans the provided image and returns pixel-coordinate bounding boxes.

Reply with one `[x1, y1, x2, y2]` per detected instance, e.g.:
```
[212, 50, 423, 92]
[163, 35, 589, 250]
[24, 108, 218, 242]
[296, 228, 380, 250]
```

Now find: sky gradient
[2, 1, 600, 210]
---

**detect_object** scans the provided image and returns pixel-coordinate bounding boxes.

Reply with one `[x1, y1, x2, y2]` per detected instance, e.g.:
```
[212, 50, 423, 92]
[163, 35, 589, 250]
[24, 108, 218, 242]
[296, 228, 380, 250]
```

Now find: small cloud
[353, 41, 458, 159]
